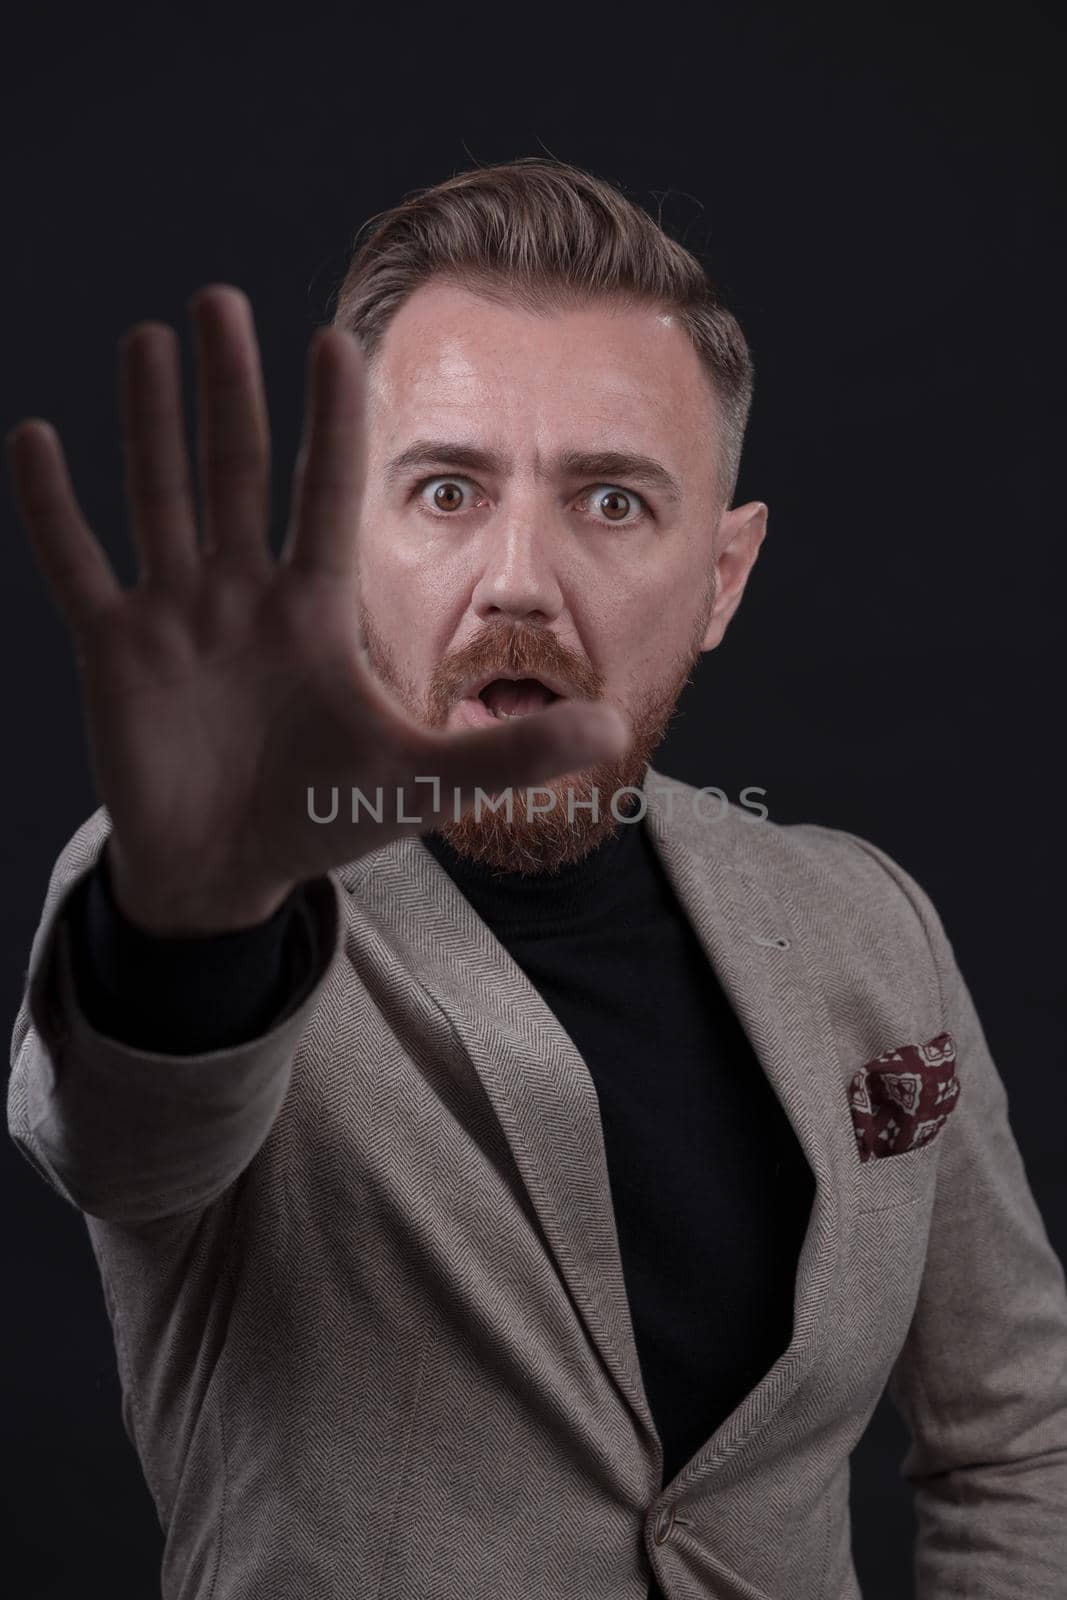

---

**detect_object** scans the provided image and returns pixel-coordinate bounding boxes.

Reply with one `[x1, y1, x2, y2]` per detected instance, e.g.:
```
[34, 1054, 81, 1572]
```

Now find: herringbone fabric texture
[8, 769, 1067, 1598]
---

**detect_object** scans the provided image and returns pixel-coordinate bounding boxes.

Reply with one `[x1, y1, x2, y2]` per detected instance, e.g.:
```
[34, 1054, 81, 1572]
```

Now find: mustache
[429, 621, 605, 704]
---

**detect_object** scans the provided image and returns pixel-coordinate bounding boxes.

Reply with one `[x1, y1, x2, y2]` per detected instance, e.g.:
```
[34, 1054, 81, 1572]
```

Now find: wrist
[103, 839, 296, 936]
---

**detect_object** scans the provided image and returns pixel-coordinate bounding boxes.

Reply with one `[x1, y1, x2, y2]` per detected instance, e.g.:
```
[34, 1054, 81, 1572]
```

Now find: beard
[357, 589, 714, 875]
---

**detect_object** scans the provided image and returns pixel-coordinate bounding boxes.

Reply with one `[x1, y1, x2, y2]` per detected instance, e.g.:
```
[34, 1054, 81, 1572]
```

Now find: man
[7, 157, 1067, 1599]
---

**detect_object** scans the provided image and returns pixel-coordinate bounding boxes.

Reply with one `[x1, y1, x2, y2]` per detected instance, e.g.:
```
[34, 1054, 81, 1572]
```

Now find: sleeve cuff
[62, 849, 323, 1054]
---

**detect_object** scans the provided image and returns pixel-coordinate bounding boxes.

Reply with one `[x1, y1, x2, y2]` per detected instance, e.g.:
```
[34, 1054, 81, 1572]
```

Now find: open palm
[5, 285, 627, 932]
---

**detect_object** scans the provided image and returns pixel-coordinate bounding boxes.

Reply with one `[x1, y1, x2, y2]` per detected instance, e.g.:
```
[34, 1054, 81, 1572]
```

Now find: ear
[700, 500, 768, 652]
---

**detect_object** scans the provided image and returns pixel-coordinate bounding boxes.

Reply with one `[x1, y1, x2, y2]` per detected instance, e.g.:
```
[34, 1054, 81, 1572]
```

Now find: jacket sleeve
[6, 806, 346, 1227]
[844, 830, 1067, 1599]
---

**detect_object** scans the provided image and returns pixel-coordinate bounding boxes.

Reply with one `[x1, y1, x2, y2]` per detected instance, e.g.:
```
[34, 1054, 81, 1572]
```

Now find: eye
[412, 475, 648, 526]
[580, 485, 647, 527]
[417, 476, 483, 515]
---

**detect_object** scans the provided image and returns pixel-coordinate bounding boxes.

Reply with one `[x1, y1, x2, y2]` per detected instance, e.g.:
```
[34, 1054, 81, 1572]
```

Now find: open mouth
[478, 678, 561, 719]
[452, 676, 564, 731]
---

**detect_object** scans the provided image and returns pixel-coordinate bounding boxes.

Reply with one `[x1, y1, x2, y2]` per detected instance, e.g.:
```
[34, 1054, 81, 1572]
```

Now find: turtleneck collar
[420, 788, 649, 935]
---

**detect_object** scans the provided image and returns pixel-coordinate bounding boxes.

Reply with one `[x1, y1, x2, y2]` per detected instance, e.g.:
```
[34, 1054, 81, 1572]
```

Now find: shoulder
[643, 767, 949, 989]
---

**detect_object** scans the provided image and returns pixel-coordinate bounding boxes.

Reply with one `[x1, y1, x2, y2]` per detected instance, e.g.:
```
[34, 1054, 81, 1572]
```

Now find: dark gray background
[3, 1, 1064, 1594]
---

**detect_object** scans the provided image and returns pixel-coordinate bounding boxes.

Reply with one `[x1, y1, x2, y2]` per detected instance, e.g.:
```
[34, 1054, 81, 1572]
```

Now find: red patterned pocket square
[849, 1031, 960, 1163]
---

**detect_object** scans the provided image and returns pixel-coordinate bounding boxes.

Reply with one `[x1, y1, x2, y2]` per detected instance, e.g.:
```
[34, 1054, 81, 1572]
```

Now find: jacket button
[654, 1504, 675, 1545]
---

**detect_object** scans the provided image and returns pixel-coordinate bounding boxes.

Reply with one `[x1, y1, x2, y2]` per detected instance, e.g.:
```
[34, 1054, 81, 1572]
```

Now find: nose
[469, 523, 564, 626]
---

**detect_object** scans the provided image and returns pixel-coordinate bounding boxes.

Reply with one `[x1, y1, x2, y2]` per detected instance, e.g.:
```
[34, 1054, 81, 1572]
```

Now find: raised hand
[5, 285, 628, 933]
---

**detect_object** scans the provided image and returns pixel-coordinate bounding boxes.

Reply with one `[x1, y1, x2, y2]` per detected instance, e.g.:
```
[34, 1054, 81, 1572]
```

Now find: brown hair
[329, 157, 755, 514]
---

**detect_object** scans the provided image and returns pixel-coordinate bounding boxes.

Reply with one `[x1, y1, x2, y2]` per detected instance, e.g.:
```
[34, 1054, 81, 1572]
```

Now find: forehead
[365, 278, 717, 463]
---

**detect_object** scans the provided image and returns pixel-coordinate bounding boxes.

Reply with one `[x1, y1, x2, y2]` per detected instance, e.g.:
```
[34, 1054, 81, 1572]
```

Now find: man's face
[354, 277, 766, 873]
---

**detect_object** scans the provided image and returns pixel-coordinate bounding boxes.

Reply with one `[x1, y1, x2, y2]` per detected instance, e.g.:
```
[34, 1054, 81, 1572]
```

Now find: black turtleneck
[62, 815, 815, 1600]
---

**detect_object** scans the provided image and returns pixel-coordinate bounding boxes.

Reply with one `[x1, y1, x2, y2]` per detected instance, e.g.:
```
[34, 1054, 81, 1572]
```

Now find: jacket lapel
[342, 767, 849, 1480]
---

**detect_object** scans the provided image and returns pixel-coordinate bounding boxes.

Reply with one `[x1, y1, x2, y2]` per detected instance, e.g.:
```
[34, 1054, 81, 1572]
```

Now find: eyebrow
[382, 439, 683, 505]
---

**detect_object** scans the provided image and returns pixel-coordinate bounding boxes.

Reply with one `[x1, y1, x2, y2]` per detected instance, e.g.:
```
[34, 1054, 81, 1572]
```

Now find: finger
[189, 285, 272, 567]
[280, 326, 365, 579]
[5, 420, 122, 637]
[118, 322, 200, 584]
[410, 699, 630, 824]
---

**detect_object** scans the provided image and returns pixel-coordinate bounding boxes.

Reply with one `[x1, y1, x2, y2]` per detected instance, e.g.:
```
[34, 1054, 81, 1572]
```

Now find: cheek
[622, 645, 669, 698]
[361, 501, 468, 591]
[595, 623, 662, 699]
[358, 514, 431, 608]
[605, 593, 701, 697]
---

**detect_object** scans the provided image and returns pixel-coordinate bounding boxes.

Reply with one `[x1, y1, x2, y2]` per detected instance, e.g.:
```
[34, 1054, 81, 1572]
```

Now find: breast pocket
[852, 1131, 942, 1213]
[847, 1030, 958, 1213]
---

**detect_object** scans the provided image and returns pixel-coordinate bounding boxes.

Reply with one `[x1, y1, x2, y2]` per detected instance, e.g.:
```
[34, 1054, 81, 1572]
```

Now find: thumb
[409, 699, 629, 825]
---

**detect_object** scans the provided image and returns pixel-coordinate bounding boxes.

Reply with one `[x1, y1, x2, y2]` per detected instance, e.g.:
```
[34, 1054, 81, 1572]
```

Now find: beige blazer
[8, 767, 1067, 1598]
